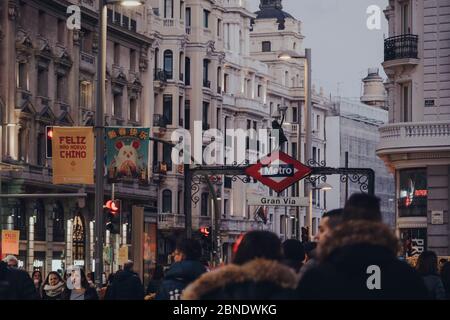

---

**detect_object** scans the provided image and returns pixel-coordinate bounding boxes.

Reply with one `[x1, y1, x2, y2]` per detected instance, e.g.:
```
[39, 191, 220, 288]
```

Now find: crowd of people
[1, 193, 450, 300]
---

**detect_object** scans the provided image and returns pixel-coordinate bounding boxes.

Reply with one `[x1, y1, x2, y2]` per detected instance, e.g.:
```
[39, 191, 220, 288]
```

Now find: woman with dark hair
[145, 265, 165, 300]
[182, 231, 298, 300]
[63, 267, 98, 300]
[31, 270, 43, 299]
[440, 261, 450, 300]
[416, 251, 446, 300]
[42, 272, 65, 300]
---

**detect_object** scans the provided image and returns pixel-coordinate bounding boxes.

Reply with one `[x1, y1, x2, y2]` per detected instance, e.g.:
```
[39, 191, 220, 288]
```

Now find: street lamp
[278, 48, 312, 243]
[94, 0, 144, 289]
[308, 182, 333, 240]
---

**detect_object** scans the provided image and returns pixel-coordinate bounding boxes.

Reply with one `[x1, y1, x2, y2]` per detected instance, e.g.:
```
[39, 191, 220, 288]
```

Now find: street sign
[247, 196, 309, 207]
[245, 151, 312, 193]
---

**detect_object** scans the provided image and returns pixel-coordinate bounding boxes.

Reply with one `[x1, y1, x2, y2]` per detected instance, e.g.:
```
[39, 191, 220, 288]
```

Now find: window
[217, 19, 221, 37]
[18, 63, 28, 90]
[163, 50, 173, 79]
[316, 115, 320, 132]
[130, 49, 137, 72]
[80, 29, 92, 53]
[292, 107, 298, 123]
[401, 1, 411, 34]
[80, 81, 92, 109]
[129, 98, 137, 122]
[56, 74, 66, 102]
[202, 102, 209, 130]
[262, 41, 271, 52]
[37, 133, 45, 166]
[163, 95, 173, 125]
[52, 202, 65, 242]
[34, 200, 46, 242]
[184, 100, 190, 130]
[401, 82, 412, 122]
[203, 10, 210, 28]
[37, 68, 48, 97]
[203, 60, 210, 88]
[223, 199, 229, 218]
[285, 71, 289, 87]
[114, 43, 120, 65]
[185, 57, 191, 85]
[292, 142, 297, 160]
[312, 218, 317, 236]
[179, 52, 183, 81]
[164, 0, 174, 18]
[201, 193, 209, 216]
[13, 202, 27, 240]
[257, 85, 262, 97]
[217, 67, 222, 93]
[186, 7, 191, 27]
[113, 93, 122, 117]
[398, 169, 427, 217]
[180, 1, 184, 20]
[163, 144, 172, 171]
[179, 96, 183, 127]
[178, 191, 182, 214]
[224, 74, 229, 93]
[162, 190, 172, 213]
[38, 10, 45, 35]
[57, 19, 65, 44]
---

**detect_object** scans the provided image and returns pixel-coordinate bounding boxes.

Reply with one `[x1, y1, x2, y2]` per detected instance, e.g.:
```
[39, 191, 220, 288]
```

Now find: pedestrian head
[32, 270, 42, 285]
[343, 193, 382, 222]
[124, 260, 134, 272]
[282, 239, 305, 273]
[174, 238, 202, 262]
[66, 266, 89, 290]
[303, 242, 317, 262]
[44, 271, 64, 287]
[416, 251, 439, 276]
[233, 231, 283, 265]
[315, 208, 343, 242]
[3, 255, 18, 268]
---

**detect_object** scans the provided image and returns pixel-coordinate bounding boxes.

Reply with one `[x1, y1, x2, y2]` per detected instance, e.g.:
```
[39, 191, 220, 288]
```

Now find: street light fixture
[278, 48, 312, 242]
[94, 0, 144, 289]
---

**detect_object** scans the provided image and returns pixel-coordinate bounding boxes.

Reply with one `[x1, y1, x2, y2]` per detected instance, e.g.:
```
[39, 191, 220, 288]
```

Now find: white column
[89, 221, 94, 272]
[27, 216, 35, 273]
[66, 219, 73, 268]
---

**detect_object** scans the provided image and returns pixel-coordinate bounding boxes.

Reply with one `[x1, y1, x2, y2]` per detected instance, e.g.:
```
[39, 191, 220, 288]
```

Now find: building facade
[0, 0, 157, 274]
[377, 0, 450, 256]
[326, 69, 395, 228]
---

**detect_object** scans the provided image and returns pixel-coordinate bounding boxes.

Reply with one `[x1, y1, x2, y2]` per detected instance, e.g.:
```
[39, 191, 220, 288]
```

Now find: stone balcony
[220, 218, 260, 234]
[377, 121, 450, 155]
[158, 213, 185, 230]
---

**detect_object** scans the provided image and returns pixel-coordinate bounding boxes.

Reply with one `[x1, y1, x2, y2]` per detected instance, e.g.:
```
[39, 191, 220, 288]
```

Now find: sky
[248, 0, 389, 99]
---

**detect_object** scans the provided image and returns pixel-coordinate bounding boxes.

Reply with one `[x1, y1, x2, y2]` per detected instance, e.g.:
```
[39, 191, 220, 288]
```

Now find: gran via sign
[247, 196, 309, 207]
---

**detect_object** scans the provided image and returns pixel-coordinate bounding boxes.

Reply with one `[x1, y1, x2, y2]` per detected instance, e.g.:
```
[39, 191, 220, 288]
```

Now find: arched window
[162, 190, 172, 213]
[185, 57, 191, 85]
[154, 48, 159, 71]
[163, 50, 173, 79]
[72, 212, 86, 261]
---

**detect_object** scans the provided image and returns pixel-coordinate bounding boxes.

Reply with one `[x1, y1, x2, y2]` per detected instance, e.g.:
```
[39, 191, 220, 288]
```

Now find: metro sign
[245, 151, 312, 193]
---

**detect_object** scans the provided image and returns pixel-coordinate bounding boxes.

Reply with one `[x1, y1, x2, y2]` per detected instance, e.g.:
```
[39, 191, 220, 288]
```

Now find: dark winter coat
[422, 274, 446, 300]
[146, 279, 162, 295]
[182, 259, 299, 300]
[297, 221, 429, 300]
[104, 269, 145, 300]
[0, 261, 39, 300]
[62, 287, 99, 300]
[155, 260, 206, 300]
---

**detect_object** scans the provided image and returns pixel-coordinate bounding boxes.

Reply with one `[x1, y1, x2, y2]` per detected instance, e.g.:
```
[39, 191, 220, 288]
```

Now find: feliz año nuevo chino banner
[52, 127, 94, 185]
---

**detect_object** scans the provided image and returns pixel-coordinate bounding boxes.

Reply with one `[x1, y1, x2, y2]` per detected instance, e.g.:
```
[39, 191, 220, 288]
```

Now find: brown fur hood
[182, 259, 298, 300]
[318, 220, 400, 261]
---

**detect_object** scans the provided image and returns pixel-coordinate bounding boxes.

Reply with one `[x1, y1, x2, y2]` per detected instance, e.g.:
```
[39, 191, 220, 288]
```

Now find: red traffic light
[104, 200, 120, 215]
[200, 227, 210, 237]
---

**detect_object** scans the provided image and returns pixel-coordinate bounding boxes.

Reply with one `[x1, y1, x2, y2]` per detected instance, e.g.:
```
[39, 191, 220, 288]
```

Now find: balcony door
[400, 82, 412, 122]
[401, 1, 411, 34]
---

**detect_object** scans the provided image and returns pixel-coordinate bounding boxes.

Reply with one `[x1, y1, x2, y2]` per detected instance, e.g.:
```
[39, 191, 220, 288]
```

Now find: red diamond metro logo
[245, 151, 312, 193]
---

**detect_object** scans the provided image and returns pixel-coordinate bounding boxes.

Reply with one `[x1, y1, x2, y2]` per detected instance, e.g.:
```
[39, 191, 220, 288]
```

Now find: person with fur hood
[182, 231, 299, 300]
[297, 194, 428, 300]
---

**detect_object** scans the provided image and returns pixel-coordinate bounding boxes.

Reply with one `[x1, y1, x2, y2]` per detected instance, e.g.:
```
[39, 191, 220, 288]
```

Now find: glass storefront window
[398, 169, 427, 217]
[400, 228, 427, 258]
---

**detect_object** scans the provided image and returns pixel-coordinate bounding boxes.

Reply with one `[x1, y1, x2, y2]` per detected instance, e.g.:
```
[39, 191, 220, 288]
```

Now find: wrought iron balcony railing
[384, 34, 418, 61]
[154, 68, 167, 82]
[153, 114, 168, 128]
[203, 80, 211, 88]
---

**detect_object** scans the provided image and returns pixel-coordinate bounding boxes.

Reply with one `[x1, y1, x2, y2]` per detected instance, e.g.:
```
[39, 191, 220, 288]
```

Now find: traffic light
[200, 226, 211, 238]
[104, 200, 121, 234]
[46, 126, 53, 158]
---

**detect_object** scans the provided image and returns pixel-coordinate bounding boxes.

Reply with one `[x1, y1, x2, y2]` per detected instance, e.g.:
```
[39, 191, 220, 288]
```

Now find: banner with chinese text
[52, 127, 94, 184]
[105, 127, 149, 184]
